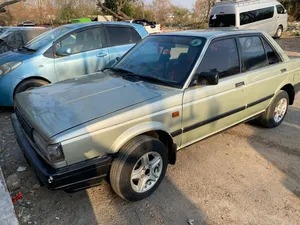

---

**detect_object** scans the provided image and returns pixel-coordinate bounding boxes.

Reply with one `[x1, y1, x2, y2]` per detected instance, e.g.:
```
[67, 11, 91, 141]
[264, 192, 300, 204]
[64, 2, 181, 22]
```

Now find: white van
[209, 0, 288, 38]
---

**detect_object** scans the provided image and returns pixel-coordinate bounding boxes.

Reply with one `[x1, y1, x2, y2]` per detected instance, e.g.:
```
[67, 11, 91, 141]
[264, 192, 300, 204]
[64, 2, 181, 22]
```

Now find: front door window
[56, 27, 104, 55]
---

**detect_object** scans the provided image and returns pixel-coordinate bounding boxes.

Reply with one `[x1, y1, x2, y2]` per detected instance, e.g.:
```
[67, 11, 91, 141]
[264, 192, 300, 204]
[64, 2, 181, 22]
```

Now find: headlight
[0, 61, 22, 76]
[47, 144, 65, 162]
[33, 130, 65, 162]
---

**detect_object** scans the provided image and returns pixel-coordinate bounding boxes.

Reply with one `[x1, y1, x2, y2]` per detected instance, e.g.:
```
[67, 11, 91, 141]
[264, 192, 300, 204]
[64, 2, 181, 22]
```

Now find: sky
[145, 0, 196, 9]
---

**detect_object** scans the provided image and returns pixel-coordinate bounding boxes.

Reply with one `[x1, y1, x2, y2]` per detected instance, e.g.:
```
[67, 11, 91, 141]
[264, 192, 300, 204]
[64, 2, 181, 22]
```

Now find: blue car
[0, 22, 148, 106]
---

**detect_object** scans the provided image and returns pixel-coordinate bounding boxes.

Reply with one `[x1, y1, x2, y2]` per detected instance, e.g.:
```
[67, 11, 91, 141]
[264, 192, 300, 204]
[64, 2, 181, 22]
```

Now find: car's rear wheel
[259, 90, 289, 128]
[110, 135, 168, 201]
[14, 79, 49, 98]
[274, 26, 283, 39]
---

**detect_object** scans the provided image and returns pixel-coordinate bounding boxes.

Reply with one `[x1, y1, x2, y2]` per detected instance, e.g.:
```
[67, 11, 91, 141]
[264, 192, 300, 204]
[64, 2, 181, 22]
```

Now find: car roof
[61, 21, 143, 30]
[2, 26, 48, 30]
[156, 29, 265, 39]
[214, 0, 279, 6]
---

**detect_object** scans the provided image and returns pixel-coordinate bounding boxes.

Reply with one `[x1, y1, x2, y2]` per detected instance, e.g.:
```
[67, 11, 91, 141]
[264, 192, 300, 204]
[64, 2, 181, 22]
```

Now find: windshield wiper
[104, 67, 177, 88]
[18, 46, 36, 52]
[102, 67, 134, 74]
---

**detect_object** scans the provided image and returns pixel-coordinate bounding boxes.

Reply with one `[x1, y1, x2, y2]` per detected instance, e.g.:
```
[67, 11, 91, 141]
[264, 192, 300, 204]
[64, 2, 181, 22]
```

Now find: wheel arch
[110, 122, 177, 165]
[280, 83, 295, 105]
[13, 76, 51, 97]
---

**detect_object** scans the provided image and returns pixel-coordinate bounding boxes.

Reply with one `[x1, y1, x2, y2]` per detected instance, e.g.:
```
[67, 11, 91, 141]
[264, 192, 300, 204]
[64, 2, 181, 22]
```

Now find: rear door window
[239, 36, 268, 71]
[106, 26, 141, 47]
[197, 38, 240, 78]
[209, 14, 236, 27]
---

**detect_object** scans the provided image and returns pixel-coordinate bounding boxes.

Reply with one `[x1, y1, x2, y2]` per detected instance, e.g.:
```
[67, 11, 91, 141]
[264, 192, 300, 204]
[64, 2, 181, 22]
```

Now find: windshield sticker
[212, 14, 217, 20]
[190, 39, 203, 47]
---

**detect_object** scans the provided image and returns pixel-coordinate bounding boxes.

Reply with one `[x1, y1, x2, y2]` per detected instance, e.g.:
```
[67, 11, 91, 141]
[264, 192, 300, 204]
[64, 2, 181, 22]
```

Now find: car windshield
[24, 26, 73, 51]
[113, 35, 206, 88]
[209, 14, 236, 27]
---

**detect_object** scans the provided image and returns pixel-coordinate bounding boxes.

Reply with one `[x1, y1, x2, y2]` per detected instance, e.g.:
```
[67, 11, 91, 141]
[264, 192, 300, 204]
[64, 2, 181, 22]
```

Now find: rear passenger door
[104, 25, 142, 67]
[181, 37, 247, 146]
[239, 35, 287, 116]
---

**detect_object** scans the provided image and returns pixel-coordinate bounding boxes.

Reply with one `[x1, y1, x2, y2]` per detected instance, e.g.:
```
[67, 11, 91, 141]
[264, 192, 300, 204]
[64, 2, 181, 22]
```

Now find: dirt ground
[0, 35, 300, 225]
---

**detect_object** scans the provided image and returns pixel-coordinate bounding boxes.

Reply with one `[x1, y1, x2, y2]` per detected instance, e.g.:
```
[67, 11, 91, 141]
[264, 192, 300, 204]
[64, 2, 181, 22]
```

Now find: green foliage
[122, 2, 135, 17]
[58, 4, 79, 22]
[279, 0, 300, 21]
[103, 0, 136, 17]
[103, 0, 118, 13]
[129, 4, 154, 21]
[292, 30, 300, 36]
[171, 6, 191, 25]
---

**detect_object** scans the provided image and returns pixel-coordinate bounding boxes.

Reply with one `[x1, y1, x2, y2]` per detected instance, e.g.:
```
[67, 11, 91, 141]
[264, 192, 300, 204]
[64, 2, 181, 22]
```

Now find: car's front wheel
[110, 135, 168, 201]
[259, 90, 289, 128]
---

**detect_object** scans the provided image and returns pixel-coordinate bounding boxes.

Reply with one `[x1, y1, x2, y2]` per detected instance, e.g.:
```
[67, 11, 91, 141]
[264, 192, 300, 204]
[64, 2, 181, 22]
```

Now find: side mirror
[115, 57, 120, 61]
[196, 71, 219, 86]
[56, 47, 72, 57]
[284, 9, 287, 14]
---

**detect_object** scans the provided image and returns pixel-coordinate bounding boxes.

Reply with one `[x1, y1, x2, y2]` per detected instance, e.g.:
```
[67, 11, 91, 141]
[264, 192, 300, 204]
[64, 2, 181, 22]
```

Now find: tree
[130, 2, 154, 21]
[152, 0, 171, 23]
[279, 0, 300, 21]
[193, 0, 215, 22]
[0, 0, 23, 13]
[171, 5, 191, 25]
[97, 0, 134, 20]
[58, 3, 79, 23]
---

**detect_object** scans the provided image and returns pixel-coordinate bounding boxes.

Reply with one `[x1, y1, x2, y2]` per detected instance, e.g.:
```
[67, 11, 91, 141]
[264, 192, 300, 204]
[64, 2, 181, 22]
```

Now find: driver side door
[54, 26, 109, 81]
[181, 37, 248, 147]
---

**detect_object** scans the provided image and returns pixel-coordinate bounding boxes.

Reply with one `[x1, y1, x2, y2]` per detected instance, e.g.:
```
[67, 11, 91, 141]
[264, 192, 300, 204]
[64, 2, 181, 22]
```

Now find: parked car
[209, 0, 288, 38]
[11, 30, 300, 201]
[17, 20, 36, 27]
[126, 19, 161, 34]
[0, 26, 6, 35]
[0, 27, 49, 54]
[0, 22, 148, 106]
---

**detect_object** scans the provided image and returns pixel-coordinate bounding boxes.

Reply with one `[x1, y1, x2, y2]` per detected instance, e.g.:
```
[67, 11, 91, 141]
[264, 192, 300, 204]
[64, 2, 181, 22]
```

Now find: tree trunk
[207, 0, 211, 20]
[97, 0, 131, 20]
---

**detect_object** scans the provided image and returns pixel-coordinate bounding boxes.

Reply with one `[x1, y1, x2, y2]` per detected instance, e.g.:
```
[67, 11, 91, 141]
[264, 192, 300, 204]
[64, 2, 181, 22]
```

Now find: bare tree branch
[97, 0, 131, 20]
[0, 0, 23, 10]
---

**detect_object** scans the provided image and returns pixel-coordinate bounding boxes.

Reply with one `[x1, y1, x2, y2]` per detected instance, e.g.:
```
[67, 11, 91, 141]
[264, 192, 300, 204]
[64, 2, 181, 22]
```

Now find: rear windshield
[209, 14, 236, 27]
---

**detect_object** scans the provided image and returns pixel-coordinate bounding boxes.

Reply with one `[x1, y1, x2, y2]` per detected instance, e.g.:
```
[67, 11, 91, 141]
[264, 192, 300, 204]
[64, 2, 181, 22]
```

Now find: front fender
[110, 121, 173, 153]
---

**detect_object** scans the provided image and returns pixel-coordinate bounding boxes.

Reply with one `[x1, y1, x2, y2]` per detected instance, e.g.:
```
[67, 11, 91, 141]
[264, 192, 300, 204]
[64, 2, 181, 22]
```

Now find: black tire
[274, 26, 283, 39]
[259, 90, 289, 128]
[14, 79, 49, 98]
[110, 135, 168, 201]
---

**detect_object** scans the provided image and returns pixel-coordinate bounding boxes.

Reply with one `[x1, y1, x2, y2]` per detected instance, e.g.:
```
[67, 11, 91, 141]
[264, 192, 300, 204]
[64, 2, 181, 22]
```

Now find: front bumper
[11, 113, 112, 192]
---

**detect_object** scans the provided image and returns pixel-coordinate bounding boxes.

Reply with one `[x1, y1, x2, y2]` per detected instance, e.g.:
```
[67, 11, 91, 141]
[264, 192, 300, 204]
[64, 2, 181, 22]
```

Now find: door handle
[97, 52, 108, 58]
[281, 68, 287, 73]
[235, 81, 245, 88]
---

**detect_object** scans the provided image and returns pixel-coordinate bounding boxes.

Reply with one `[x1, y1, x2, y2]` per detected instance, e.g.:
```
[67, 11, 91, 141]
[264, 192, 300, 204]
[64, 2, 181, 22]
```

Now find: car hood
[0, 50, 33, 64]
[15, 73, 161, 140]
